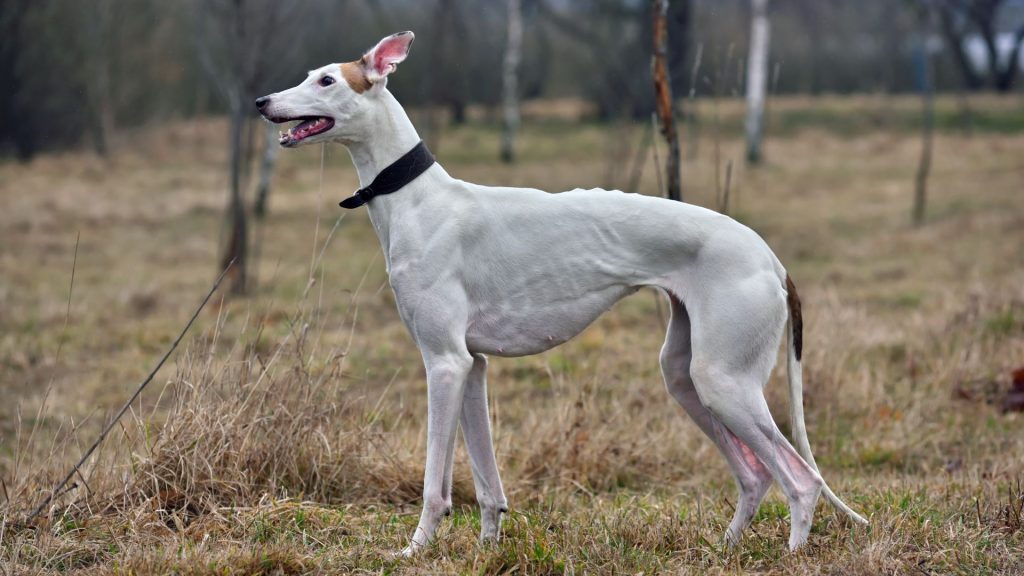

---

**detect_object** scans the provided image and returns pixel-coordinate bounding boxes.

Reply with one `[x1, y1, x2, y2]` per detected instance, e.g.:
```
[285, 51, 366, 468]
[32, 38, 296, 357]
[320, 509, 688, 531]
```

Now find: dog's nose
[255, 96, 270, 111]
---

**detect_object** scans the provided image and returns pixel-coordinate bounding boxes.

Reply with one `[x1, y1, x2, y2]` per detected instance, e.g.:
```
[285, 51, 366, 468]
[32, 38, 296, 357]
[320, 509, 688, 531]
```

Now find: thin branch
[27, 260, 236, 521]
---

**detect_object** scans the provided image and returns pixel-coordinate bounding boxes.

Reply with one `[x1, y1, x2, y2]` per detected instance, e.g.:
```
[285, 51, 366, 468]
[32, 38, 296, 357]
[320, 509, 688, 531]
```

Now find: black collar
[339, 141, 435, 209]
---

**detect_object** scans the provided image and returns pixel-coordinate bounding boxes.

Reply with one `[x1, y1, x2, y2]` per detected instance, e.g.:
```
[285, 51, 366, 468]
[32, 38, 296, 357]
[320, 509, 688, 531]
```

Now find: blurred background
[3, 0, 1024, 158]
[3, 0, 1023, 290]
[2, 1, 1024, 573]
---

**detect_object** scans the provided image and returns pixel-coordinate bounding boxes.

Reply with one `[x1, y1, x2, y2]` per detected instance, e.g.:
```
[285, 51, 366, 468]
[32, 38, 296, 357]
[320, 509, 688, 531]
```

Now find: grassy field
[2, 95, 1024, 574]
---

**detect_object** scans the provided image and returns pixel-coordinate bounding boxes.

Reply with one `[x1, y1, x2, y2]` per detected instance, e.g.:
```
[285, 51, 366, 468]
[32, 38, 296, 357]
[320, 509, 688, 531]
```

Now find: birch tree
[745, 0, 771, 164]
[501, 0, 523, 163]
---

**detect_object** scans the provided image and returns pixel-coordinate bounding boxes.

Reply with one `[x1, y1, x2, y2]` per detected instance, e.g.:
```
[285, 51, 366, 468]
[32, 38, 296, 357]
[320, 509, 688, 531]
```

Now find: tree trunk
[223, 94, 248, 294]
[745, 0, 770, 165]
[978, 19, 1004, 90]
[913, 7, 936, 227]
[254, 122, 279, 218]
[88, 0, 114, 158]
[501, 0, 523, 164]
[651, 0, 682, 202]
[938, 5, 983, 91]
[995, 27, 1024, 92]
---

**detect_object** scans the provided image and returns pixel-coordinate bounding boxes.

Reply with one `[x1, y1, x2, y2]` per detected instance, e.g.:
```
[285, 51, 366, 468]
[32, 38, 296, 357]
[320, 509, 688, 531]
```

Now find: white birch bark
[745, 0, 770, 164]
[501, 0, 523, 163]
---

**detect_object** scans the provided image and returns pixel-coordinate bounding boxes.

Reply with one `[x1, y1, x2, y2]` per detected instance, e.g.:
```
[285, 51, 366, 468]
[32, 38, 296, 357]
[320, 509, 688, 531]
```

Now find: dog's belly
[465, 284, 636, 357]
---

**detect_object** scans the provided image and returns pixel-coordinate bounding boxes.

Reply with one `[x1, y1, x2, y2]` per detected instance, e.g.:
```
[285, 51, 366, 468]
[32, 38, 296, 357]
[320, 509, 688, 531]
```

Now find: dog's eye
[319, 75, 336, 87]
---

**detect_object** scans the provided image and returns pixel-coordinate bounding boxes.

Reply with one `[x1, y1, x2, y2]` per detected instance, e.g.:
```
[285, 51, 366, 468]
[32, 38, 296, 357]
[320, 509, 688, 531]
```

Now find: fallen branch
[26, 259, 235, 522]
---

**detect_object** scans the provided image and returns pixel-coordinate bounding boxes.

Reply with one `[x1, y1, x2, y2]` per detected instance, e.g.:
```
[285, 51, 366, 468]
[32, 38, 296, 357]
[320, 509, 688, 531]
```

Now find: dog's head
[256, 32, 414, 148]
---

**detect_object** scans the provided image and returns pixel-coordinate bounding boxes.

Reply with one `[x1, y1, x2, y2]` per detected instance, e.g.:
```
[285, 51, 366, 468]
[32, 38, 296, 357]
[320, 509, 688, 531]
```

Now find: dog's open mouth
[274, 116, 335, 147]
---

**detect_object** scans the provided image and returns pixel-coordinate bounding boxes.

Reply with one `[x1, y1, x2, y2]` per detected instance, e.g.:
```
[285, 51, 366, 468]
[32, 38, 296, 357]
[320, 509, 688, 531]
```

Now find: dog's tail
[785, 275, 869, 526]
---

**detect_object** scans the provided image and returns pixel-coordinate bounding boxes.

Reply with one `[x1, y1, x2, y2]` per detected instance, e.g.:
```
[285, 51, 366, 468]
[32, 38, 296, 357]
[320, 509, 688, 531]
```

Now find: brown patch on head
[340, 61, 371, 94]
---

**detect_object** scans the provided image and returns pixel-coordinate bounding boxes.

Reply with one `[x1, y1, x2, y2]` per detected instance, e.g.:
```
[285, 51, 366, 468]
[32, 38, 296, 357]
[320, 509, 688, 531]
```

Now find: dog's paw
[478, 505, 507, 543]
[723, 529, 742, 549]
[394, 544, 420, 559]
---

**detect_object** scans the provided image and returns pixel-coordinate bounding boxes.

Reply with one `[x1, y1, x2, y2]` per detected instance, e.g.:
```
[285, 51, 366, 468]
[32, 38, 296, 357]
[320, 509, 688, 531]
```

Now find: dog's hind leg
[660, 295, 773, 545]
[687, 277, 823, 551]
[459, 354, 508, 542]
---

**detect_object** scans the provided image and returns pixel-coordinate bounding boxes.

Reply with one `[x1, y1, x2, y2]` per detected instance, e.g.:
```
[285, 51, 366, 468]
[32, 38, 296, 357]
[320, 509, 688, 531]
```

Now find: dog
[256, 31, 867, 555]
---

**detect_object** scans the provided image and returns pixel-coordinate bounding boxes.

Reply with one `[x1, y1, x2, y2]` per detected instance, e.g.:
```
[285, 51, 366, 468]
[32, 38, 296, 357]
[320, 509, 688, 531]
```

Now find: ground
[1, 95, 1023, 574]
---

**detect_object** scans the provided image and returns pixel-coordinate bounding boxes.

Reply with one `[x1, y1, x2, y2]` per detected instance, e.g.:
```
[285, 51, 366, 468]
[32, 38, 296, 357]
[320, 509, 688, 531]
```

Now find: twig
[18, 233, 82, 485]
[55, 231, 80, 362]
[309, 143, 326, 285]
[27, 259, 236, 522]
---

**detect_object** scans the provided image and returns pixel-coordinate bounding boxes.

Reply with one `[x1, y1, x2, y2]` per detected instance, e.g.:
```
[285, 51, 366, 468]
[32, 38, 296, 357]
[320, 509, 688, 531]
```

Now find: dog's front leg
[460, 354, 508, 542]
[401, 351, 474, 557]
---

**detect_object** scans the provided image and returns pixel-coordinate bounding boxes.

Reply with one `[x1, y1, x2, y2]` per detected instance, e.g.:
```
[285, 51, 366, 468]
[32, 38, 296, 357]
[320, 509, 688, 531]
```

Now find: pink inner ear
[370, 34, 412, 76]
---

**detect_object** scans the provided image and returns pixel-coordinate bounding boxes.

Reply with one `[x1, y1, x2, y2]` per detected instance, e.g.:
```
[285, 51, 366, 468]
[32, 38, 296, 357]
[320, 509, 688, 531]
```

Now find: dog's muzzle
[255, 96, 335, 147]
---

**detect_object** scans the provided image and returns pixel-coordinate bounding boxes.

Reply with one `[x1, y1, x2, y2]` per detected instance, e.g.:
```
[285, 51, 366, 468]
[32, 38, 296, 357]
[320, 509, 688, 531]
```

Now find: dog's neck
[343, 88, 441, 264]
[345, 89, 423, 189]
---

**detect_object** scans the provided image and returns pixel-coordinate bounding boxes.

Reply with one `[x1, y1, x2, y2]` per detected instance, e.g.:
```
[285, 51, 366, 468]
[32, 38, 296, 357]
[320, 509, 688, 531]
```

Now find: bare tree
[501, 0, 523, 163]
[194, 0, 299, 294]
[937, 0, 1024, 92]
[745, 0, 771, 164]
[85, 0, 115, 158]
[253, 122, 279, 219]
[652, 0, 682, 201]
[914, 1, 938, 226]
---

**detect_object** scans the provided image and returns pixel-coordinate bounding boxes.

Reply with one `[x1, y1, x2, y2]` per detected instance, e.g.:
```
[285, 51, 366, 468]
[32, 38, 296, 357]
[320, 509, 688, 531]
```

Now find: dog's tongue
[285, 118, 329, 142]
[294, 118, 318, 133]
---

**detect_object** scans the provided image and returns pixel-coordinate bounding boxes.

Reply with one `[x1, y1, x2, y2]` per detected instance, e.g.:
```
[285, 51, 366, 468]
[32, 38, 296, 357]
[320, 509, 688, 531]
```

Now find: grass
[1, 94, 1024, 573]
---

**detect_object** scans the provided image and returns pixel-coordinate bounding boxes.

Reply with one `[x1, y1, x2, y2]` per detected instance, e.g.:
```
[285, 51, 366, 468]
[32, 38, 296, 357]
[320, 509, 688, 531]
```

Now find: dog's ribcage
[384, 184, 774, 358]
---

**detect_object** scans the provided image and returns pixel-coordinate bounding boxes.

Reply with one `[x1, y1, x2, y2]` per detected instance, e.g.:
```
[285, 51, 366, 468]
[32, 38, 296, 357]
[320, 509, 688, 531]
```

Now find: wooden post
[652, 0, 682, 201]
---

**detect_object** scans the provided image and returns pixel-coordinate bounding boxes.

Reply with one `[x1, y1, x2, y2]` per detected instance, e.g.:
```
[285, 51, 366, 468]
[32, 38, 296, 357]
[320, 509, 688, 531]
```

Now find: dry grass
[1, 94, 1024, 574]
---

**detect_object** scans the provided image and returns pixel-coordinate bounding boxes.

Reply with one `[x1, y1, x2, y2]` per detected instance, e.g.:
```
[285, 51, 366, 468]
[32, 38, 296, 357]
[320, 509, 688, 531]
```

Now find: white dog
[256, 31, 867, 555]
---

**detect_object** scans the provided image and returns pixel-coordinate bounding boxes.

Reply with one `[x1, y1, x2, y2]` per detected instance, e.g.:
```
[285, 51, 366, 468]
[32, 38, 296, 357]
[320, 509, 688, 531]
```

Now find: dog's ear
[362, 31, 414, 84]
